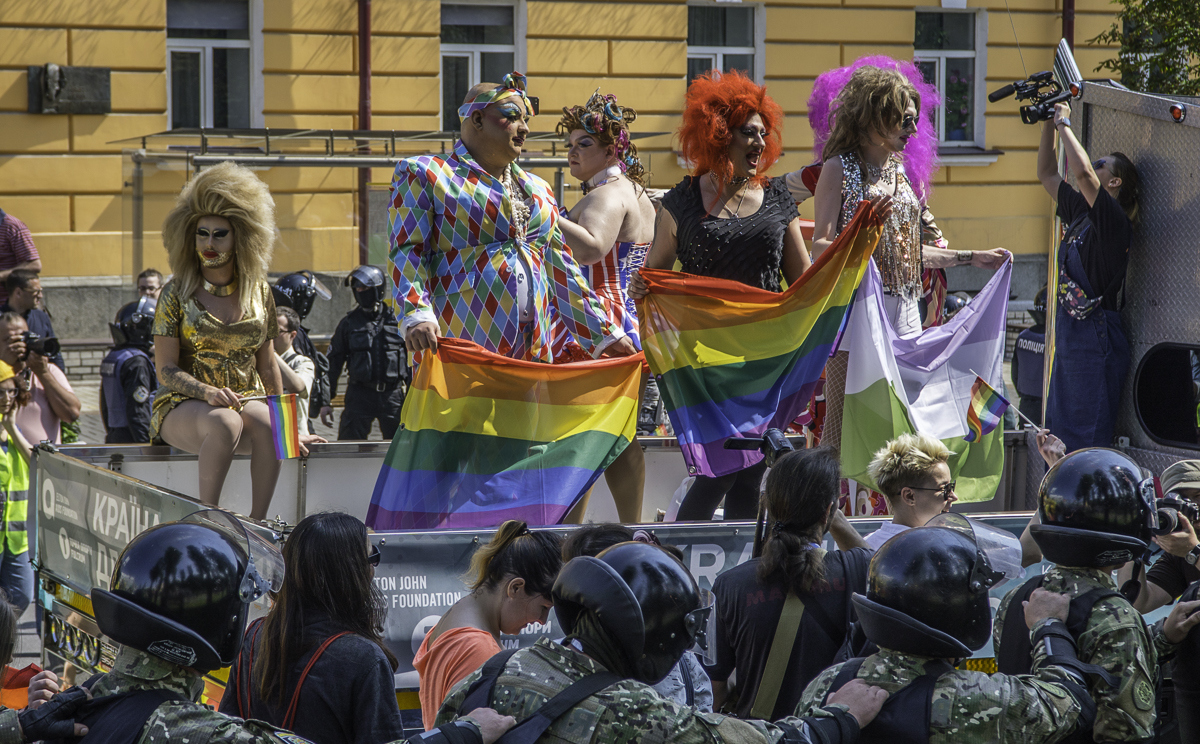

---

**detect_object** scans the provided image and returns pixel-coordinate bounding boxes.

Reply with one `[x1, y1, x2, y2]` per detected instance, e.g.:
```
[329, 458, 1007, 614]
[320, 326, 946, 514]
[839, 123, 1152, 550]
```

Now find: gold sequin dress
[148, 279, 279, 443]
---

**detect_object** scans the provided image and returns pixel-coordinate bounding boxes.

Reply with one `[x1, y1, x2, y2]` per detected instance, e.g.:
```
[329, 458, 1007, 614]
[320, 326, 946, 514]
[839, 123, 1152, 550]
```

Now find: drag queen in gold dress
[151, 162, 287, 520]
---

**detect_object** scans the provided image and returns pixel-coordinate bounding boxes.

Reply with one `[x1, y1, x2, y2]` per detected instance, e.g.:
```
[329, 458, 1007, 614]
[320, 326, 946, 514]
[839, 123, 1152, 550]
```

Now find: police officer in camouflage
[796, 513, 1098, 744]
[437, 541, 889, 744]
[321, 265, 408, 440]
[100, 297, 157, 443]
[52, 509, 519, 744]
[995, 448, 1162, 743]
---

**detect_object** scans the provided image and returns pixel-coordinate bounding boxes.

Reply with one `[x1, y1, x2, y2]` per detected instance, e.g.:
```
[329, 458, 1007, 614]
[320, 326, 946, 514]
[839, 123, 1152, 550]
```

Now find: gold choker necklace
[203, 276, 238, 297]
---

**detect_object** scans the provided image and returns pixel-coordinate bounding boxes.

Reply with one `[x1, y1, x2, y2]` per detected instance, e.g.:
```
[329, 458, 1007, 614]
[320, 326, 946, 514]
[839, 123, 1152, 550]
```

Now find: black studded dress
[663, 175, 797, 292]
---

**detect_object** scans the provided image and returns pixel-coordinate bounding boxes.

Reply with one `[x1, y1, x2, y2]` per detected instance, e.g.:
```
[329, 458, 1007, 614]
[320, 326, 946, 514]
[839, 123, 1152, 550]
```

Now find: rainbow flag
[266, 394, 301, 459]
[964, 375, 1011, 442]
[638, 201, 882, 477]
[366, 338, 642, 529]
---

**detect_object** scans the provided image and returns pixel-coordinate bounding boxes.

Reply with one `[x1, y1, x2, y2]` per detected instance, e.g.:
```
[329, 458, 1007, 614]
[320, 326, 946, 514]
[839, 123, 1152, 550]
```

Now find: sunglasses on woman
[910, 481, 956, 500]
[1092, 159, 1108, 171]
[368, 544, 381, 567]
[902, 114, 920, 130]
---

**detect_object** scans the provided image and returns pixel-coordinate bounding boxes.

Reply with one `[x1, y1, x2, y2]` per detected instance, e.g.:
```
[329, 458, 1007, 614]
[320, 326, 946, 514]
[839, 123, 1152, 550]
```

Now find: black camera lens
[1154, 507, 1183, 536]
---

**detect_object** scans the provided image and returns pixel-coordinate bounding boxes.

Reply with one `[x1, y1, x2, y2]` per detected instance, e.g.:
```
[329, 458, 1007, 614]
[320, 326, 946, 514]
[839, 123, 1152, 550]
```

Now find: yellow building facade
[0, 0, 1122, 284]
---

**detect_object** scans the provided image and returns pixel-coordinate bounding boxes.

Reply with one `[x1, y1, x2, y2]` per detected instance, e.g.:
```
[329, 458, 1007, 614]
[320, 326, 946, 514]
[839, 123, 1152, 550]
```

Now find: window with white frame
[914, 10, 986, 147]
[441, 3, 518, 132]
[687, 5, 759, 84]
[166, 0, 256, 129]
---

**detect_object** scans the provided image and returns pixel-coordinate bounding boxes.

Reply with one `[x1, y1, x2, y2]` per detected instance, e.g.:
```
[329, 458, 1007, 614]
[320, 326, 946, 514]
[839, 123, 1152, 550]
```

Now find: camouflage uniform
[0, 709, 19, 744]
[92, 646, 482, 744]
[436, 637, 852, 744]
[994, 566, 1158, 742]
[795, 639, 1086, 744]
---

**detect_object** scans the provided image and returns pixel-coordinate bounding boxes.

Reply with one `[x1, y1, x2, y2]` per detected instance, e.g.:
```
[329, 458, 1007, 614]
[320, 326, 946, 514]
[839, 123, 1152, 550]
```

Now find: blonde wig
[162, 161, 275, 312]
[822, 66, 920, 166]
[867, 432, 950, 500]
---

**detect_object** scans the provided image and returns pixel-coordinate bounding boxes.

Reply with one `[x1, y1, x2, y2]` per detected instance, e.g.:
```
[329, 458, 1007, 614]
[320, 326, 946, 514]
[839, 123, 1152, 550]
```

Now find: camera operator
[0, 312, 79, 444]
[1121, 460, 1200, 613]
[1037, 102, 1140, 452]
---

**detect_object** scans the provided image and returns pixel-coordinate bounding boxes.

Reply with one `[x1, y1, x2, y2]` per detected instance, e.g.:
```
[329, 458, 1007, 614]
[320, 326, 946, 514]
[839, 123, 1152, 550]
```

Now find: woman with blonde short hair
[862, 433, 956, 549]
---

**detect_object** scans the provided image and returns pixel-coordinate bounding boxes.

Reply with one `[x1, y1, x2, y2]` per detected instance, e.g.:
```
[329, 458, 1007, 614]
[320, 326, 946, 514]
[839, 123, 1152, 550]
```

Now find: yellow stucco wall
[0, 0, 1122, 278]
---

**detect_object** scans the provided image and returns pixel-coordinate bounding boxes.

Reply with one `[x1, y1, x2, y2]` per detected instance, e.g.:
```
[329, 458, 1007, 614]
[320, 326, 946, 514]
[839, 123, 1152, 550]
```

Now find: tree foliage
[1091, 0, 1200, 95]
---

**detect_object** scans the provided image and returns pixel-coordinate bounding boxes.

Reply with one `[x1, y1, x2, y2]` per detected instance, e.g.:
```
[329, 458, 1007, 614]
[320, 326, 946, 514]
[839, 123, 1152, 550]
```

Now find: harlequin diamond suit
[388, 140, 624, 362]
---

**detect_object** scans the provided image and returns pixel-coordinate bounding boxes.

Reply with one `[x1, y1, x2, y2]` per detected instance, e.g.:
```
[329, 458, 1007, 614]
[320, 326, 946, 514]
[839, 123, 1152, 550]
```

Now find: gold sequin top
[148, 279, 278, 441]
[838, 151, 923, 299]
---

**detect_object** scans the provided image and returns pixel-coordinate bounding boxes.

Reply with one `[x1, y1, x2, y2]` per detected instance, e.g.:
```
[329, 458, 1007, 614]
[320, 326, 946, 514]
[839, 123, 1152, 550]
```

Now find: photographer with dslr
[1036, 101, 1140, 451]
[1123, 460, 1200, 613]
[0, 311, 78, 444]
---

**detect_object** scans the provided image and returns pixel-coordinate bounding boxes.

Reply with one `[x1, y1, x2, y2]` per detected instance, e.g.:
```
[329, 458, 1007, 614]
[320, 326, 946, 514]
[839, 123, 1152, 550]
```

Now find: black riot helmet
[91, 510, 284, 672]
[272, 271, 331, 321]
[1029, 285, 1048, 327]
[1030, 447, 1155, 570]
[942, 293, 969, 323]
[346, 265, 386, 311]
[853, 514, 1023, 658]
[109, 296, 157, 347]
[552, 542, 714, 685]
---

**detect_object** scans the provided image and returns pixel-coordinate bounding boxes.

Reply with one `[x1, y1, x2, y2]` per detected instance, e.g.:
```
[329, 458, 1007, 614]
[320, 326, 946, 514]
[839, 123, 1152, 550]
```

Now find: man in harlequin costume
[389, 72, 635, 363]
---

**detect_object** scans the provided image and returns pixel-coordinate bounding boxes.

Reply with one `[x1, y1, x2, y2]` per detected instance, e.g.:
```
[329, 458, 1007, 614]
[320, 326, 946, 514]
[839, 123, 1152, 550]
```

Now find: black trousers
[338, 383, 405, 441]
[675, 460, 768, 521]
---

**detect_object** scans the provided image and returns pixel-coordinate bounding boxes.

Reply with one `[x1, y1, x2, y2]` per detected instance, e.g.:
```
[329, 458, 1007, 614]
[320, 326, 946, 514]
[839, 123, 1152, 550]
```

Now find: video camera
[987, 71, 1072, 125]
[723, 428, 795, 468]
[1153, 495, 1200, 536]
[20, 331, 59, 361]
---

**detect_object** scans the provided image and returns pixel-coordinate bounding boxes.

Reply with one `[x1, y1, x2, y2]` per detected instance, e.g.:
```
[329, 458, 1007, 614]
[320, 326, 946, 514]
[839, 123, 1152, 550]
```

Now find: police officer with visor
[272, 271, 331, 432]
[321, 265, 408, 440]
[100, 297, 157, 443]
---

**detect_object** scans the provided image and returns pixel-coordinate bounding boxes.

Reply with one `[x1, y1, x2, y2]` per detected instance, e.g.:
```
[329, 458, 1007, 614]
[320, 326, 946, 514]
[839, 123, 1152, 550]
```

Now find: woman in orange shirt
[413, 520, 562, 730]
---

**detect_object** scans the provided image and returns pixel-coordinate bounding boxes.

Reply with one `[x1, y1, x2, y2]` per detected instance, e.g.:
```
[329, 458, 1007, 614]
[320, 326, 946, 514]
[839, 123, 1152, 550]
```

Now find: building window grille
[915, 10, 985, 146]
[166, 0, 253, 129]
[441, 3, 517, 132]
[687, 5, 757, 84]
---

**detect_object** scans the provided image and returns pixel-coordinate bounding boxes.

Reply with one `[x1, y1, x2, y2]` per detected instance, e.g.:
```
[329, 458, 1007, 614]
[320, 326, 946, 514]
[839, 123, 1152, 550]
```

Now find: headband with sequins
[457, 72, 534, 124]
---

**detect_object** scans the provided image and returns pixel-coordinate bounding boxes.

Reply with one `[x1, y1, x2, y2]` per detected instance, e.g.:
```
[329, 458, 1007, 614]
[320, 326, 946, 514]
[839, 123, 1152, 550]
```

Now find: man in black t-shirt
[1036, 101, 1140, 452]
[1125, 460, 1200, 613]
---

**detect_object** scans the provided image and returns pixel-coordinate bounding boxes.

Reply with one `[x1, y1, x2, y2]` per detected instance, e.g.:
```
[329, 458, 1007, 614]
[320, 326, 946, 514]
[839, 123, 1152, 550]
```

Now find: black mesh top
[662, 175, 797, 292]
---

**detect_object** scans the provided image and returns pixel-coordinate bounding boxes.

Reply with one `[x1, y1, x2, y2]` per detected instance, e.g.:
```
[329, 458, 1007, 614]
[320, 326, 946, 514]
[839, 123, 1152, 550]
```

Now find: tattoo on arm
[160, 364, 211, 401]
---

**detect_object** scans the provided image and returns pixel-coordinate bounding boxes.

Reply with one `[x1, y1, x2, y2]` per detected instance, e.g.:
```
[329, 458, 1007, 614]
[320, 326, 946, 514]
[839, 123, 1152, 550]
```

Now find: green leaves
[1091, 0, 1200, 95]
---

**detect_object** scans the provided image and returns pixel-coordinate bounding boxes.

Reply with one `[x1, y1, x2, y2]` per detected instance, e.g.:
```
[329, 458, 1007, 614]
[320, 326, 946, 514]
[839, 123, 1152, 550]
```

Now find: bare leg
[159, 400, 244, 507]
[232, 401, 282, 521]
[603, 438, 646, 523]
[563, 487, 592, 524]
[822, 351, 849, 454]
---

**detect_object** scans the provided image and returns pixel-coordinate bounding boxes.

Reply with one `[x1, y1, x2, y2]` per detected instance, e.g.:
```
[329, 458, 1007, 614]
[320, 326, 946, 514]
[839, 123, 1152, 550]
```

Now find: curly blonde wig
[822, 66, 920, 165]
[556, 91, 647, 188]
[162, 161, 275, 312]
[867, 432, 950, 500]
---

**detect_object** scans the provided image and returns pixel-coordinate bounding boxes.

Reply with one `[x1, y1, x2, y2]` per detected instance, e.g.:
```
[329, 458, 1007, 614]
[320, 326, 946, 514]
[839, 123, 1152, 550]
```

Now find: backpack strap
[679, 653, 695, 708]
[460, 648, 519, 713]
[1066, 587, 1124, 638]
[997, 574, 1046, 675]
[495, 670, 622, 744]
[66, 682, 186, 744]
[281, 631, 353, 730]
[750, 591, 806, 720]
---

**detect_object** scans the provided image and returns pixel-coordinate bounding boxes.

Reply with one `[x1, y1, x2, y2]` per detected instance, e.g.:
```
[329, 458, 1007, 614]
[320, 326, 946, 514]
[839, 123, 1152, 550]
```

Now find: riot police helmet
[346, 264, 386, 310]
[852, 514, 1022, 658]
[942, 293, 969, 323]
[272, 271, 331, 320]
[91, 509, 284, 672]
[1028, 285, 1048, 327]
[109, 296, 157, 347]
[1029, 447, 1154, 568]
[552, 541, 714, 685]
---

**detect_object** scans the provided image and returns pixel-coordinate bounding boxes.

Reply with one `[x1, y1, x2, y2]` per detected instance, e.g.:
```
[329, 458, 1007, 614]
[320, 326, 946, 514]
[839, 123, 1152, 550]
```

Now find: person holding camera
[1, 270, 64, 372]
[1120, 460, 1200, 614]
[0, 312, 78, 445]
[1037, 102, 1140, 452]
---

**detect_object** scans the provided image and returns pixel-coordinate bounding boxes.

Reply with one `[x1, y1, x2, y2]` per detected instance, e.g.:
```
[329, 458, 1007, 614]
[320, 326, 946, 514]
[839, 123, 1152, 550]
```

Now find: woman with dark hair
[707, 448, 871, 720]
[1037, 102, 1140, 451]
[219, 512, 403, 744]
[629, 70, 812, 521]
[414, 520, 562, 730]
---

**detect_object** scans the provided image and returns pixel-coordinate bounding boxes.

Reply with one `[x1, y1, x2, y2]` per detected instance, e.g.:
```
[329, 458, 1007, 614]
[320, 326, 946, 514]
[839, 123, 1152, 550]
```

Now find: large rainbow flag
[366, 338, 643, 529]
[638, 201, 882, 477]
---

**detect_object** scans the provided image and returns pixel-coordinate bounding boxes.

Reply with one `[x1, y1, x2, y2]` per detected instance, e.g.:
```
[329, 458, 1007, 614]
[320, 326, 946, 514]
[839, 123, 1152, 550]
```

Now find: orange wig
[677, 70, 784, 192]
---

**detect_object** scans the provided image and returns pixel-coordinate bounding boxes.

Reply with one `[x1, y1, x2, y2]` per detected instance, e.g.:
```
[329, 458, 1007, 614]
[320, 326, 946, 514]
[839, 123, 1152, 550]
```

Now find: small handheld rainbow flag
[964, 376, 1011, 443]
[266, 394, 301, 459]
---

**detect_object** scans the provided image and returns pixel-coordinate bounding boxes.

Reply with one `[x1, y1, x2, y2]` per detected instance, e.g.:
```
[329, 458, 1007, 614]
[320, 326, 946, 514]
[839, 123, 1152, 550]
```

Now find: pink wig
[808, 56, 942, 202]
